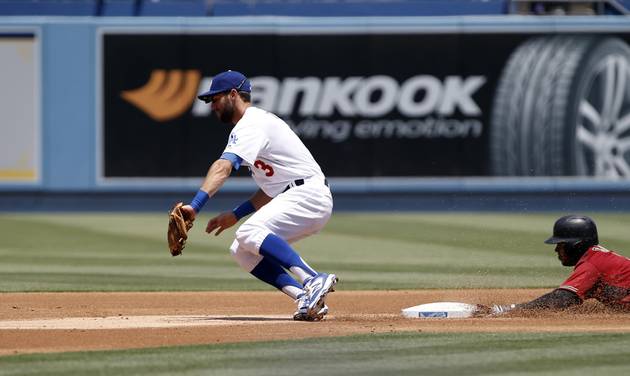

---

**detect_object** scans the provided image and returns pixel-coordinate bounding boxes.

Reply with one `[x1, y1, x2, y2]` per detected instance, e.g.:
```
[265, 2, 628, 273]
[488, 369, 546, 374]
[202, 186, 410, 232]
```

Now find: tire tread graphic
[490, 35, 597, 176]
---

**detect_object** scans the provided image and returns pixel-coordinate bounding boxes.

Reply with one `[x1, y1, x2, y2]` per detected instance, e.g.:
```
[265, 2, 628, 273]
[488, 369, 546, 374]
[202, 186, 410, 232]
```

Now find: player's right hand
[471, 304, 492, 317]
[490, 304, 516, 315]
[206, 211, 238, 236]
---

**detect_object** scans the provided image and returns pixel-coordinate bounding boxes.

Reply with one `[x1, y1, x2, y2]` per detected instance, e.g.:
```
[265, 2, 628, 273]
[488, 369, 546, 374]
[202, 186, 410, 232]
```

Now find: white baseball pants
[229, 177, 333, 272]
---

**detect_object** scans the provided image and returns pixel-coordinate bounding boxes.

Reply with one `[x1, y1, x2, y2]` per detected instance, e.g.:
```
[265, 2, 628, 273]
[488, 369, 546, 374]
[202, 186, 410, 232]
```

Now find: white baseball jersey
[223, 106, 325, 196]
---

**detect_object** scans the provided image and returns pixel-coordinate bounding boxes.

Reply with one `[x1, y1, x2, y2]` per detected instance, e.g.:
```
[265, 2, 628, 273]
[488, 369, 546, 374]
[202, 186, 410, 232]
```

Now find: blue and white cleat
[293, 304, 329, 321]
[301, 273, 338, 319]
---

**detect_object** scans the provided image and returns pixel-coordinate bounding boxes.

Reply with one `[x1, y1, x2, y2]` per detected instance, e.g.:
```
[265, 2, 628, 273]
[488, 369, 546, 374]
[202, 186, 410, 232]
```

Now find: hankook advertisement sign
[102, 32, 630, 179]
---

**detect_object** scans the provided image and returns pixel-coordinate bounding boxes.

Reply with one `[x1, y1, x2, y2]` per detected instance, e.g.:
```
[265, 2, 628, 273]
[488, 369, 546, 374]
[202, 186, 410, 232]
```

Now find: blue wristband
[233, 200, 256, 220]
[190, 190, 209, 213]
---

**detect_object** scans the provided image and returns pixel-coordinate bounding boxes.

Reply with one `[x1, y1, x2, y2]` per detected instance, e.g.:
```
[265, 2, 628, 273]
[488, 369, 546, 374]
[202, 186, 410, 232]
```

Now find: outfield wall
[1, 16, 630, 210]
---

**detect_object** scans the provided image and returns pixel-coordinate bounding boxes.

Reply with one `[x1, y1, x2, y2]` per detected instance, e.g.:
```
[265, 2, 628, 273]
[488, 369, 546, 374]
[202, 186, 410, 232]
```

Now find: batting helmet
[544, 215, 598, 245]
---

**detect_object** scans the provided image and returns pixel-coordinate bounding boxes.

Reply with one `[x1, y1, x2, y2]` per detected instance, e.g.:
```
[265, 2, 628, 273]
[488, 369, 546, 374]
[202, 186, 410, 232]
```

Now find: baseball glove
[167, 202, 194, 256]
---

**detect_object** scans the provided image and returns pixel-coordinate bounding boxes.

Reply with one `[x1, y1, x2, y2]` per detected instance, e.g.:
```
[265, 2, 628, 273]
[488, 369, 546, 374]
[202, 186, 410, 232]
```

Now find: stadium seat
[100, 0, 138, 16]
[212, 0, 507, 17]
[0, 0, 99, 16]
[137, 0, 209, 16]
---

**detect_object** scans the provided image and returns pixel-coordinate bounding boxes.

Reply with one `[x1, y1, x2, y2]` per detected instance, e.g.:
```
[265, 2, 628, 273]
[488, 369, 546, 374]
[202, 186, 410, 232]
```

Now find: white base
[401, 302, 477, 318]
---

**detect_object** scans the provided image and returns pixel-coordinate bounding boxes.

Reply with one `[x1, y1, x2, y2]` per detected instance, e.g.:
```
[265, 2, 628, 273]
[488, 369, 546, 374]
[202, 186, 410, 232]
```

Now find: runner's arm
[517, 288, 581, 310]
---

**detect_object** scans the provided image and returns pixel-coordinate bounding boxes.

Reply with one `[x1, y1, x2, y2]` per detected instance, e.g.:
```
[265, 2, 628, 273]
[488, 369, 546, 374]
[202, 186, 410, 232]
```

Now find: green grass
[2, 332, 630, 376]
[3, 212, 630, 373]
[2, 212, 630, 291]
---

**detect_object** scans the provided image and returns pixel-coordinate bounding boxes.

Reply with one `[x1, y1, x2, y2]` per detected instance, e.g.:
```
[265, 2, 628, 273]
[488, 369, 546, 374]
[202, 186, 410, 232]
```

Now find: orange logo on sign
[121, 69, 201, 121]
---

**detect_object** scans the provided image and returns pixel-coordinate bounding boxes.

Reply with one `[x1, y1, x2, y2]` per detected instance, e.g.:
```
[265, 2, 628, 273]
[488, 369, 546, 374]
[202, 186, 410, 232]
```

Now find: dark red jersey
[559, 245, 630, 306]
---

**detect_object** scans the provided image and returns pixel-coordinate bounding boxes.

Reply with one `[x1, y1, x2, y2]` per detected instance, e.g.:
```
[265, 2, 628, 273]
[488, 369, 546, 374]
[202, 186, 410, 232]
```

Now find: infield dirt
[2, 289, 630, 356]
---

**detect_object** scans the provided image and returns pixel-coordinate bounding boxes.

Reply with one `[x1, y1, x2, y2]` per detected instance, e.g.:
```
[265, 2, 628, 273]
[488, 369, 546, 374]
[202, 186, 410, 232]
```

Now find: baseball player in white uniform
[181, 70, 337, 321]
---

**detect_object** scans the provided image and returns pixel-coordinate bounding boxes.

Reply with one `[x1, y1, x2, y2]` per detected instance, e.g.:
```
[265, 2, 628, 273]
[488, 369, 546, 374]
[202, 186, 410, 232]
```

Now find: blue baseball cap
[197, 70, 251, 103]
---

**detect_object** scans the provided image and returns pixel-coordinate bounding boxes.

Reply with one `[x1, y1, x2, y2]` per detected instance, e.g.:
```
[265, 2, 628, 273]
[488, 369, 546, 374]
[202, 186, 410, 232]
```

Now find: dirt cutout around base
[2, 289, 630, 356]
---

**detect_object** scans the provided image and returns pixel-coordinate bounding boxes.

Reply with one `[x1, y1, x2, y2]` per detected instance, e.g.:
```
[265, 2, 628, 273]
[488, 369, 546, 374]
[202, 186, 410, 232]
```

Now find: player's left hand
[180, 204, 196, 221]
[206, 211, 238, 236]
[167, 202, 195, 257]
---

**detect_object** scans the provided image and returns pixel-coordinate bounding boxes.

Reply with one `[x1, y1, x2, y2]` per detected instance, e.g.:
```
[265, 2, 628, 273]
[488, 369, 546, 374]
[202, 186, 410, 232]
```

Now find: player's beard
[556, 242, 584, 266]
[218, 99, 235, 124]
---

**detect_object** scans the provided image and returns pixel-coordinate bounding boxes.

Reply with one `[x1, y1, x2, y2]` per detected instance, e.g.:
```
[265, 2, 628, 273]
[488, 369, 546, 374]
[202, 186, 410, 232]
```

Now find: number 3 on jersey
[254, 160, 274, 177]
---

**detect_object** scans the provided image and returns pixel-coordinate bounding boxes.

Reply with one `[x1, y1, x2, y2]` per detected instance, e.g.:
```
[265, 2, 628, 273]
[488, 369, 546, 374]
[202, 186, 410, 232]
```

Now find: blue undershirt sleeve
[220, 152, 243, 170]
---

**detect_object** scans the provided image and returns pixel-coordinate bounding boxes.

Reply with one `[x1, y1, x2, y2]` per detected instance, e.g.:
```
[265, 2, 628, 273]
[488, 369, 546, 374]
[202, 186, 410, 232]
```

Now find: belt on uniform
[283, 178, 329, 193]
